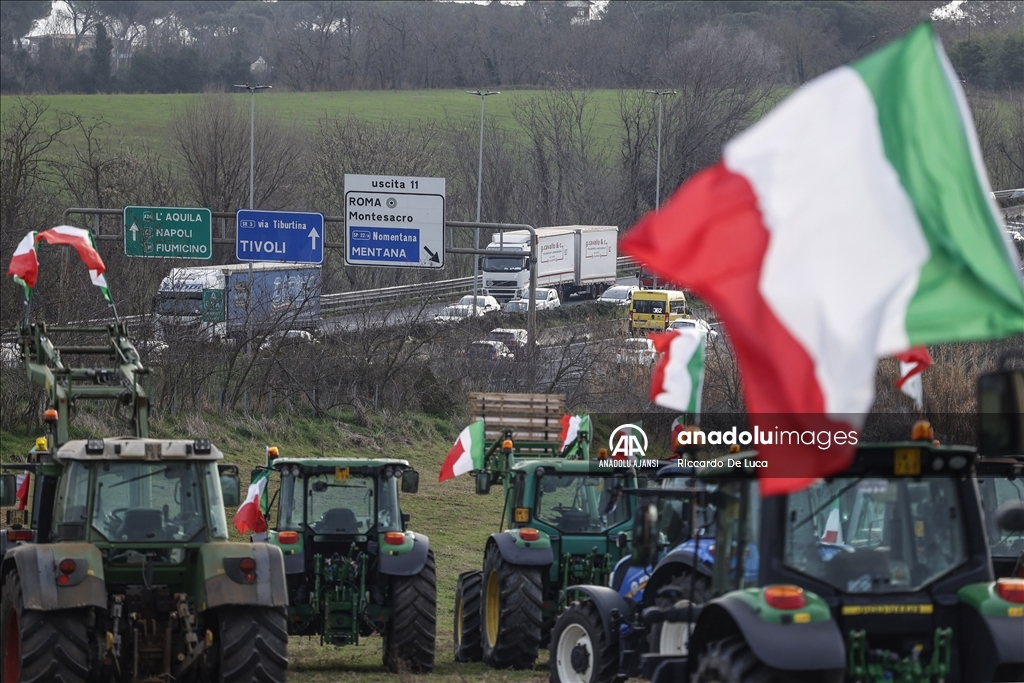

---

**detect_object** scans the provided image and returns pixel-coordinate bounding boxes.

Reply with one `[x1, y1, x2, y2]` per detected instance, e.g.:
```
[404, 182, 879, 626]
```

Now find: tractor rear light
[244, 573, 256, 584]
[239, 558, 256, 573]
[7, 530, 32, 542]
[278, 531, 299, 545]
[44, 409, 58, 423]
[59, 559, 77, 575]
[763, 585, 806, 610]
[385, 532, 406, 545]
[996, 578, 1024, 604]
[58, 575, 69, 585]
[519, 528, 540, 542]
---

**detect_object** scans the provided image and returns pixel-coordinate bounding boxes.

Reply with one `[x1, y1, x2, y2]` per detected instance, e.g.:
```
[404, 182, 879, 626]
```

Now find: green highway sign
[124, 206, 212, 259]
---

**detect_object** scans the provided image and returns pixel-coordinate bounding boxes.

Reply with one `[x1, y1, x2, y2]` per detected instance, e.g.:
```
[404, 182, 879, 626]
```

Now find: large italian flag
[621, 24, 1024, 495]
[439, 420, 486, 481]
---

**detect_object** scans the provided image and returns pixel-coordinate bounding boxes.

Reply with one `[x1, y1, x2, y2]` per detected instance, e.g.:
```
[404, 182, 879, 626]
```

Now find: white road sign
[344, 174, 446, 268]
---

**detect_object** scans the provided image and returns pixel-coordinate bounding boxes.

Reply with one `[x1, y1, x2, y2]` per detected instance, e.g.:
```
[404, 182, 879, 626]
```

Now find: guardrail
[320, 256, 640, 315]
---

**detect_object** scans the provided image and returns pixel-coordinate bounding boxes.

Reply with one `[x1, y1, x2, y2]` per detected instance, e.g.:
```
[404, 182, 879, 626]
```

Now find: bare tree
[170, 92, 304, 213]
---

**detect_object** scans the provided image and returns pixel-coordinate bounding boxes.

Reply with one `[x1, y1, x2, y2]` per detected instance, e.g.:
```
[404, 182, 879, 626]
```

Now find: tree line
[1, 1, 1021, 95]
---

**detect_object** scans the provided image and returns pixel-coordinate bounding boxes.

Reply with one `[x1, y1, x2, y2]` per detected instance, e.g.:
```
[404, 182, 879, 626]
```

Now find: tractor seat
[317, 508, 359, 534]
[116, 508, 164, 541]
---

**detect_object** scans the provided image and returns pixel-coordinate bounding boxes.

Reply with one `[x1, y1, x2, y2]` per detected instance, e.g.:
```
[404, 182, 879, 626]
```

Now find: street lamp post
[233, 83, 272, 209]
[645, 89, 676, 210]
[467, 89, 499, 315]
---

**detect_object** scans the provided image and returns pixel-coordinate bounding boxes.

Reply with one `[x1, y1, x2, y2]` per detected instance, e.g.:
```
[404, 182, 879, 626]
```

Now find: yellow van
[629, 289, 687, 334]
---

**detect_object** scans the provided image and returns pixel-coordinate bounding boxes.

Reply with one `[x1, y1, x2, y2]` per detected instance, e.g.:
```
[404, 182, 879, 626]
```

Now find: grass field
[0, 409, 559, 682]
[0, 89, 630, 156]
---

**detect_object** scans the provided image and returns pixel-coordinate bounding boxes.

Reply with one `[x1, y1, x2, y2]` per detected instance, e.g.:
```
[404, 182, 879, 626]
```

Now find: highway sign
[124, 206, 212, 259]
[236, 209, 324, 264]
[344, 174, 445, 268]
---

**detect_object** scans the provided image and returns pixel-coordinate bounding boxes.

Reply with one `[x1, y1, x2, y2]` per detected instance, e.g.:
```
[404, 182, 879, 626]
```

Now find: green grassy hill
[0, 89, 629, 156]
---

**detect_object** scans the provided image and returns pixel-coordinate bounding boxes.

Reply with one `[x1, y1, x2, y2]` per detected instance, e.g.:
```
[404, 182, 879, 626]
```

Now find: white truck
[154, 263, 321, 342]
[481, 225, 618, 303]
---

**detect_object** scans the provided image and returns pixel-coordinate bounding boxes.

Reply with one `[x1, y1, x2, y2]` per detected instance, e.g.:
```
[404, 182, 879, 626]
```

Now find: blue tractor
[548, 463, 758, 683]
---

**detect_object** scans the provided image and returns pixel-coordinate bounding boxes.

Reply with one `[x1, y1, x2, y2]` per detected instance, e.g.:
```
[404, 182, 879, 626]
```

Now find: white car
[457, 295, 501, 313]
[466, 340, 515, 361]
[434, 304, 485, 323]
[503, 299, 530, 314]
[515, 287, 560, 310]
[667, 317, 718, 342]
[486, 328, 528, 351]
[597, 285, 638, 306]
[616, 337, 657, 364]
[259, 329, 318, 351]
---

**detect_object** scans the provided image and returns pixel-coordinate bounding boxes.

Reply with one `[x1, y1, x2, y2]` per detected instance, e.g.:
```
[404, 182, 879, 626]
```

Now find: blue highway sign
[236, 209, 324, 264]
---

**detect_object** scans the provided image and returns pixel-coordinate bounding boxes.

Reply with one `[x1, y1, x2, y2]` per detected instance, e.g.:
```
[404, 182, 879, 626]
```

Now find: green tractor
[451, 393, 639, 670]
[0, 321, 289, 683]
[255, 451, 436, 673]
[632, 371, 1024, 683]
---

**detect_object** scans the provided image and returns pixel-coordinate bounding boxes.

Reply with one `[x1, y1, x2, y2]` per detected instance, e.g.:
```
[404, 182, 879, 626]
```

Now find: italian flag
[7, 226, 112, 302]
[233, 468, 271, 535]
[15, 472, 30, 511]
[895, 346, 932, 410]
[439, 420, 486, 481]
[621, 24, 1024, 495]
[821, 504, 844, 545]
[650, 329, 706, 413]
[559, 414, 591, 452]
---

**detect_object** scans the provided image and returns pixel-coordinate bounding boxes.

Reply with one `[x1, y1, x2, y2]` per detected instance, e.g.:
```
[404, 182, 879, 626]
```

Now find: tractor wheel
[1, 572, 90, 683]
[693, 636, 845, 683]
[648, 571, 712, 655]
[549, 601, 618, 683]
[453, 570, 483, 662]
[218, 606, 288, 683]
[384, 550, 436, 674]
[480, 545, 543, 669]
[692, 637, 771, 683]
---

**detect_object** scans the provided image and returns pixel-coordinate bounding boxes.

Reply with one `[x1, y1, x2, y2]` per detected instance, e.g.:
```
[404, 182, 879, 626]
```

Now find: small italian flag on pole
[7, 226, 112, 303]
[650, 329, 706, 413]
[559, 414, 591, 453]
[439, 420, 486, 481]
[233, 467, 271, 535]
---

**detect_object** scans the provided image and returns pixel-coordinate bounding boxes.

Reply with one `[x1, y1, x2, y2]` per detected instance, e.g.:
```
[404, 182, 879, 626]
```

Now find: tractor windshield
[304, 473, 402, 534]
[978, 472, 1024, 561]
[52, 461, 224, 543]
[654, 476, 716, 547]
[784, 477, 967, 593]
[534, 474, 630, 533]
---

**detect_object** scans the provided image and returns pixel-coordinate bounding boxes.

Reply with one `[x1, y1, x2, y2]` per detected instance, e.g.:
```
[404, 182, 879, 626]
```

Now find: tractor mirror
[978, 370, 1024, 456]
[401, 470, 420, 494]
[0, 474, 16, 507]
[616, 531, 628, 549]
[475, 471, 491, 495]
[997, 502, 1024, 533]
[631, 502, 658, 567]
[220, 472, 240, 507]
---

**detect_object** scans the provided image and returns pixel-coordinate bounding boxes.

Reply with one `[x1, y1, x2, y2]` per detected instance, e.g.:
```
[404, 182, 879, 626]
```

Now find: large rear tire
[0, 572, 90, 683]
[648, 571, 711, 655]
[384, 549, 436, 673]
[218, 606, 288, 683]
[692, 637, 844, 683]
[549, 601, 618, 683]
[453, 570, 483, 662]
[480, 545, 544, 669]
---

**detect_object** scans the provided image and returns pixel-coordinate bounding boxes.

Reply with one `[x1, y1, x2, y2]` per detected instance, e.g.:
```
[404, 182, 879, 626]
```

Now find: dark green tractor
[1, 321, 288, 683]
[452, 433, 639, 670]
[258, 454, 436, 673]
[635, 371, 1024, 682]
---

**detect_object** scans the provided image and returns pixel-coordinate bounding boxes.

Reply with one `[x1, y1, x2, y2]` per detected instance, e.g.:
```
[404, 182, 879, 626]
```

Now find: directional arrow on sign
[309, 227, 320, 251]
[424, 246, 440, 263]
[130, 222, 139, 241]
